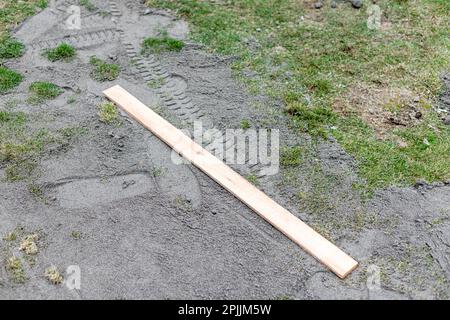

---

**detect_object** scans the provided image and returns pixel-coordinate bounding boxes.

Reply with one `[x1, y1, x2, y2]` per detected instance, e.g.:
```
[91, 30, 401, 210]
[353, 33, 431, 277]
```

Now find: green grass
[285, 102, 336, 138]
[0, 112, 87, 181]
[79, 0, 96, 11]
[0, 128, 51, 181]
[142, 36, 184, 54]
[44, 43, 76, 62]
[334, 113, 450, 189]
[0, 36, 24, 59]
[0, 66, 23, 94]
[240, 119, 251, 130]
[147, 77, 166, 89]
[90, 56, 120, 81]
[280, 146, 303, 167]
[245, 173, 260, 186]
[147, 0, 450, 190]
[28, 81, 63, 104]
[0, 110, 25, 125]
[98, 101, 119, 124]
[0, 0, 47, 38]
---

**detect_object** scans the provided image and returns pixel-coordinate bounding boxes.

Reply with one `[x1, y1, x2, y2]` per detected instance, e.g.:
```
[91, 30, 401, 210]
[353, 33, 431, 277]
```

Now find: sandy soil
[0, 0, 449, 299]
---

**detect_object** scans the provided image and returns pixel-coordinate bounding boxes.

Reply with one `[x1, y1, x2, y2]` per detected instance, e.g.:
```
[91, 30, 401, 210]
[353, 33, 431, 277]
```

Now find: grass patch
[285, 102, 336, 138]
[147, 77, 166, 89]
[6, 256, 26, 283]
[142, 36, 184, 54]
[28, 183, 47, 202]
[0, 0, 47, 38]
[98, 101, 119, 124]
[19, 234, 39, 255]
[0, 110, 25, 125]
[44, 265, 64, 285]
[79, 0, 96, 11]
[151, 166, 166, 177]
[0, 112, 83, 182]
[44, 43, 76, 62]
[280, 146, 303, 167]
[0, 66, 23, 94]
[0, 36, 24, 59]
[240, 119, 251, 130]
[3, 231, 17, 241]
[174, 196, 193, 212]
[90, 56, 120, 81]
[57, 126, 88, 139]
[245, 173, 260, 186]
[0, 128, 51, 181]
[28, 81, 63, 104]
[70, 231, 82, 240]
[148, 0, 450, 189]
[334, 113, 450, 189]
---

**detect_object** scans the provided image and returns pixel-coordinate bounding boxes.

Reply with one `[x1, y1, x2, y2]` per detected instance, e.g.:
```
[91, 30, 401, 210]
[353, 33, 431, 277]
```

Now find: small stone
[423, 138, 430, 146]
[331, 1, 337, 8]
[351, 0, 363, 9]
[415, 111, 422, 119]
[314, 1, 323, 9]
[144, 8, 151, 15]
[443, 115, 450, 125]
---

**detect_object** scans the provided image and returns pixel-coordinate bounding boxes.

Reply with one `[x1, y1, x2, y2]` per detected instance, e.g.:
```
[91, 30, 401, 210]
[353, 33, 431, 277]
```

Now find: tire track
[28, 28, 122, 51]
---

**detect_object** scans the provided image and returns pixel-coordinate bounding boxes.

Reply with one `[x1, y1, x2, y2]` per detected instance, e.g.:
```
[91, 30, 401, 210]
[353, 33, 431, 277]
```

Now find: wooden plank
[103, 85, 358, 278]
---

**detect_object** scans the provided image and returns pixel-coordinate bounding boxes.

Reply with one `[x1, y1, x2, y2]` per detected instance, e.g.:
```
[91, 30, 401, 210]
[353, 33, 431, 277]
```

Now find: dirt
[333, 85, 426, 138]
[0, 0, 449, 299]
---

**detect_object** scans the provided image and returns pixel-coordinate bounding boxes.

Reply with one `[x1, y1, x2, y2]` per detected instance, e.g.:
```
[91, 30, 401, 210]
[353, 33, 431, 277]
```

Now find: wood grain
[103, 85, 358, 278]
